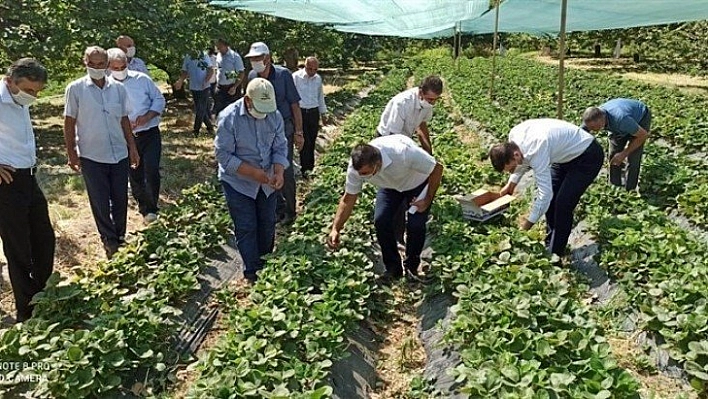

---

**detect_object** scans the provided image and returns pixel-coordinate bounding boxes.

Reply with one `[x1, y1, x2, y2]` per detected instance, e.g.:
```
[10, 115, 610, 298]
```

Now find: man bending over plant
[327, 135, 444, 283]
[489, 119, 603, 257]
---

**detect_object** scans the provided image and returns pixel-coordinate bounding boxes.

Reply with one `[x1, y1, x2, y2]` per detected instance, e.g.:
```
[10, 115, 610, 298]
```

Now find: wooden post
[557, 0, 568, 119]
[489, 0, 501, 98]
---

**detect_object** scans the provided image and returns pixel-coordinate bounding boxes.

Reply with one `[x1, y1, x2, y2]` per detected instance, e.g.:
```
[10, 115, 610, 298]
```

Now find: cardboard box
[455, 189, 515, 222]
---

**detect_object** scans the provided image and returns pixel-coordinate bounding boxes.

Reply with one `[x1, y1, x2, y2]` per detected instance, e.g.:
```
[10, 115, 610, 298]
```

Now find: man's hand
[500, 182, 514, 196]
[254, 169, 270, 184]
[67, 151, 81, 172]
[174, 80, 183, 91]
[129, 148, 141, 169]
[321, 114, 329, 125]
[132, 113, 152, 129]
[326, 229, 341, 249]
[0, 165, 15, 184]
[520, 218, 534, 231]
[228, 86, 237, 96]
[294, 131, 304, 151]
[409, 196, 432, 213]
[269, 171, 284, 190]
[610, 152, 627, 166]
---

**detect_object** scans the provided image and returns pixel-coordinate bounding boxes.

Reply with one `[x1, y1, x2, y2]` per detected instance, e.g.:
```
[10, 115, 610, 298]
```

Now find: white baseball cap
[245, 42, 270, 58]
[246, 78, 276, 114]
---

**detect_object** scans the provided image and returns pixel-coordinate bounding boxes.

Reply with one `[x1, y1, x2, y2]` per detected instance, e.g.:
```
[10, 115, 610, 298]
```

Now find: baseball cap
[246, 78, 277, 114]
[245, 42, 270, 58]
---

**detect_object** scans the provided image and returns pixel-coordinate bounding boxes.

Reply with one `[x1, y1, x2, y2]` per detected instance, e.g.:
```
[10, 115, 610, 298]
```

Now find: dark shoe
[278, 214, 296, 225]
[104, 243, 120, 259]
[244, 271, 258, 284]
[405, 267, 433, 284]
[377, 270, 402, 286]
[192, 130, 200, 138]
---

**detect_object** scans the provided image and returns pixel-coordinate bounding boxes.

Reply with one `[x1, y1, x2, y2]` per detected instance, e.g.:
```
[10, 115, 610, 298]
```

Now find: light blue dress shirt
[215, 98, 290, 199]
[216, 49, 245, 85]
[64, 76, 129, 164]
[110, 71, 165, 133]
[181, 53, 212, 91]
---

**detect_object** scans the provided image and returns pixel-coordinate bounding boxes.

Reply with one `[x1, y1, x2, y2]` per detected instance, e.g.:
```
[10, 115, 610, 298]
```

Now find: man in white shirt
[293, 56, 327, 178]
[213, 38, 245, 117]
[107, 48, 166, 225]
[63, 46, 140, 259]
[489, 118, 603, 257]
[377, 75, 443, 154]
[116, 35, 149, 75]
[0, 58, 55, 322]
[327, 135, 444, 282]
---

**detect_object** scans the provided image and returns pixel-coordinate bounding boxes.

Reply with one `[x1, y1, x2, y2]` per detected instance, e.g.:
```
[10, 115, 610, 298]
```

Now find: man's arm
[121, 116, 140, 169]
[416, 121, 433, 154]
[291, 102, 304, 150]
[611, 127, 648, 166]
[409, 162, 443, 212]
[63, 116, 80, 171]
[174, 70, 188, 90]
[327, 192, 359, 248]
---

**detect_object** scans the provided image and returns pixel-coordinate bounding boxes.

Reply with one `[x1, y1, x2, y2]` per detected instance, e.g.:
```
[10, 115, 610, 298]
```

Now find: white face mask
[251, 60, 266, 73]
[125, 46, 136, 58]
[420, 98, 434, 109]
[87, 67, 106, 80]
[10, 88, 37, 106]
[248, 107, 267, 119]
[111, 69, 128, 81]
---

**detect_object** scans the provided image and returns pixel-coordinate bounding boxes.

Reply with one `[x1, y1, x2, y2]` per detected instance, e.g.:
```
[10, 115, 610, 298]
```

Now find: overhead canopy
[212, 0, 708, 38]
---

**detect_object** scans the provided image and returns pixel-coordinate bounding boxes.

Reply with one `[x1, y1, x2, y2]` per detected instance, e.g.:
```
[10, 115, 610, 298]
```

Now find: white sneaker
[144, 213, 158, 224]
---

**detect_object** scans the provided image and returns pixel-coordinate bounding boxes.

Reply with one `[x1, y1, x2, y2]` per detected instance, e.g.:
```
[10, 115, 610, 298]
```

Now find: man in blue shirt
[582, 98, 650, 191]
[107, 48, 166, 224]
[215, 78, 289, 283]
[213, 38, 245, 117]
[175, 51, 214, 137]
[245, 42, 303, 225]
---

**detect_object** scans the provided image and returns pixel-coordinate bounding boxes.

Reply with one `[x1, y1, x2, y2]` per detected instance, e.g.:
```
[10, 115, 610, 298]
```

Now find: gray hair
[582, 106, 605, 124]
[305, 56, 319, 65]
[84, 46, 107, 60]
[6, 58, 48, 83]
[107, 48, 128, 64]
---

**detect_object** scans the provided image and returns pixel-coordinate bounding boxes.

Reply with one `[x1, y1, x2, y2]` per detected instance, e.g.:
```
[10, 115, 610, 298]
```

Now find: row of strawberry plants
[420, 49, 708, 393]
[403, 51, 640, 398]
[0, 182, 231, 398]
[448, 53, 708, 229]
[185, 68, 409, 398]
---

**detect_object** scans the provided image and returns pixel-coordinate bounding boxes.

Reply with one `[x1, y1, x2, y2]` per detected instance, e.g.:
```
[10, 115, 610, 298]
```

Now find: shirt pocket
[105, 103, 124, 118]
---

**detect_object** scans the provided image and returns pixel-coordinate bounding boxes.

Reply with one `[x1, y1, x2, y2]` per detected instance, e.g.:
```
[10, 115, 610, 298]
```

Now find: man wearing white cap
[245, 41, 303, 225]
[215, 78, 289, 283]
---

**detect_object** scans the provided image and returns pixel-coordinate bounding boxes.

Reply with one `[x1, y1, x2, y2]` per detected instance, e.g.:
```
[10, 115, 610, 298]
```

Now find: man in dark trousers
[245, 41, 303, 225]
[582, 98, 650, 191]
[0, 58, 55, 322]
[489, 118, 603, 257]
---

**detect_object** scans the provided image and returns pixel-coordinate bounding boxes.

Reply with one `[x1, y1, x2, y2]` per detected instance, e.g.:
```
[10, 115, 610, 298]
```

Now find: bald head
[304, 56, 319, 77]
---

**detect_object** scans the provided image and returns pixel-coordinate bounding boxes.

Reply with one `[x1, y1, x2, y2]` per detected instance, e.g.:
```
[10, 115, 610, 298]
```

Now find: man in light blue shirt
[215, 78, 288, 283]
[213, 38, 245, 117]
[107, 48, 166, 224]
[63, 46, 140, 258]
[582, 98, 650, 190]
[175, 51, 214, 136]
[116, 35, 150, 75]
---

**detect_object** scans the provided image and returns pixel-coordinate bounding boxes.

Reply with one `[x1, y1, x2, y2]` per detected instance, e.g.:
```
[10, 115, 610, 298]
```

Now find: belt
[302, 107, 319, 113]
[133, 126, 160, 137]
[218, 83, 235, 89]
[14, 166, 38, 176]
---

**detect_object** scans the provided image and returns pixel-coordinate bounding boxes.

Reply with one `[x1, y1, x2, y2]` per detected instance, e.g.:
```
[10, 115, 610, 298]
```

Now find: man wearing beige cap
[215, 78, 289, 283]
[245, 41, 303, 225]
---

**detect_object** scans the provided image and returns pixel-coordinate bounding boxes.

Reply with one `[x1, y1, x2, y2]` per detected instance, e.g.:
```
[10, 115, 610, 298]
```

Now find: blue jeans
[222, 182, 277, 275]
[129, 126, 161, 215]
[608, 109, 651, 191]
[81, 157, 129, 247]
[374, 181, 430, 276]
[546, 140, 604, 256]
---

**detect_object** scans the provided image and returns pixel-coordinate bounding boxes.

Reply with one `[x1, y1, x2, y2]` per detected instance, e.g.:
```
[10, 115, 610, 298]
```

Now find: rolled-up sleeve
[271, 113, 289, 169]
[148, 80, 166, 114]
[215, 114, 243, 175]
[345, 164, 363, 195]
[509, 164, 530, 184]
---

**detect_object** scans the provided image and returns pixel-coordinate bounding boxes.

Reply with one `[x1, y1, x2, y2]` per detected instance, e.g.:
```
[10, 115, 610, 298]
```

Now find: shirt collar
[84, 74, 111, 88]
[0, 80, 16, 105]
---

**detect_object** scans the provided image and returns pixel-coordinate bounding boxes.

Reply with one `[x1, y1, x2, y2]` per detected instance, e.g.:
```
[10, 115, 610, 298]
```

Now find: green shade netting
[211, 0, 708, 38]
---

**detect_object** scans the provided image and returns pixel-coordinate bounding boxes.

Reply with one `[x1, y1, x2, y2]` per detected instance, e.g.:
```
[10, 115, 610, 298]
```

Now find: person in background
[489, 118, 603, 258]
[215, 78, 288, 283]
[207, 47, 218, 118]
[582, 98, 650, 191]
[115, 35, 149, 75]
[327, 135, 444, 283]
[293, 56, 327, 178]
[213, 38, 245, 117]
[376, 75, 443, 246]
[63, 46, 140, 258]
[0, 58, 55, 322]
[174, 50, 214, 137]
[107, 48, 166, 225]
[245, 41, 303, 225]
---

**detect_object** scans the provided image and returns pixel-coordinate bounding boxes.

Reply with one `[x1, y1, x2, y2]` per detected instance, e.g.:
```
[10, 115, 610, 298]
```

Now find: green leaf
[309, 385, 333, 399]
[67, 345, 84, 361]
[550, 373, 575, 387]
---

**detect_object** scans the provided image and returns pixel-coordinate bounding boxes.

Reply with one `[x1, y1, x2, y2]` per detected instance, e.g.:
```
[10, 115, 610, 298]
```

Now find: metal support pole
[557, 0, 568, 119]
[489, 0, 501, 98]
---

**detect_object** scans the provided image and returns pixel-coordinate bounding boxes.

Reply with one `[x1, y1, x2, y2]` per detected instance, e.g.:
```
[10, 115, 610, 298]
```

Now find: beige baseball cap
[245, 42, 270, 58]
[246, 78, 277, 114]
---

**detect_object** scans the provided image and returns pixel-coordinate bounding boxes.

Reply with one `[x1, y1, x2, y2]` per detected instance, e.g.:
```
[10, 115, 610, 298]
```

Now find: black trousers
[299, 108, 320, 173]
[0, 171, 55, 321]
[129, 127, 162, 215]
[546, 140, 604, 256]
[213, 84, 241, 118]
[276, 119, 297, 220]
[191, 88, 213, 134]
